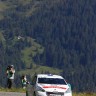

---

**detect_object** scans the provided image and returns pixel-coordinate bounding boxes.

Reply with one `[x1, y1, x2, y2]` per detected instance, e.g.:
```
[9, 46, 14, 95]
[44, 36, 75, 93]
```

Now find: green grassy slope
[0, 87, 26, 92]
[21, 37, 44, 68]
[19, 64, 62, 77]
[20, 37, 62, 75]
[73, 93, 96, 96]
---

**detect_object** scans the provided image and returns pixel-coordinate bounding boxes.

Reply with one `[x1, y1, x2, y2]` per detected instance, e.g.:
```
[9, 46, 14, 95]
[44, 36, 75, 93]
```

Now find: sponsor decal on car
[43, 86, 67, 89]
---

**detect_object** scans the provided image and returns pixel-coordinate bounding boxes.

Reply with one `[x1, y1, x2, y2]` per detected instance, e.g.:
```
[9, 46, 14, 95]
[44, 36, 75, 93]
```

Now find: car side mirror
[68, 83, 71, 89]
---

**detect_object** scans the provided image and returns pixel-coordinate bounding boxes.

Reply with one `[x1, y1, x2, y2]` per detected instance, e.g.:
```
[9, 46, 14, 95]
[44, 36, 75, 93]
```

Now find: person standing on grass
[21, 75, 29, 89]
[6, 65, 15, 89]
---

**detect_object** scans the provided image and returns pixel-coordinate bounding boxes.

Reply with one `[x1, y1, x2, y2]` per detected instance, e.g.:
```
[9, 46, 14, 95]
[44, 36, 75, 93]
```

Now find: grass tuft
[73, 92, 96, 96]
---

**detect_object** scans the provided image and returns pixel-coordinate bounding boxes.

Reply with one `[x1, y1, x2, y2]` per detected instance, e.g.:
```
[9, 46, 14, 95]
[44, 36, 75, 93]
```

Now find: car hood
[38, 84, 69, 92]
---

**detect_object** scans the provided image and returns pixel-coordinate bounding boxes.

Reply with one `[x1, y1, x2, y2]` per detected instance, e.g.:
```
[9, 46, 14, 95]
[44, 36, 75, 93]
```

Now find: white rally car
[26, 74, 72, 96]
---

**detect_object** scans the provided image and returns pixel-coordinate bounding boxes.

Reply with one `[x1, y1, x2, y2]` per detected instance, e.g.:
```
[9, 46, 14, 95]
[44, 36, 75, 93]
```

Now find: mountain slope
[0, 0, 96, 92]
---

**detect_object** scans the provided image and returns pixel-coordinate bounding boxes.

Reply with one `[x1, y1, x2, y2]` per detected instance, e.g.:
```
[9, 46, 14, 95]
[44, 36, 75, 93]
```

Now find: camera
[7, 65, 12, 70]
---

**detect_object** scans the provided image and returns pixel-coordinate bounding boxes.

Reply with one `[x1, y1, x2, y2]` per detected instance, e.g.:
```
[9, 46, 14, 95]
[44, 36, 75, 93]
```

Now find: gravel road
[0, 92, 26, 96]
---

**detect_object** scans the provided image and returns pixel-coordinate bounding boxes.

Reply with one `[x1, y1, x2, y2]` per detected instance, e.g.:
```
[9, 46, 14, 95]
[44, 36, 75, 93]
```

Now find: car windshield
[38, 78, 67, 85]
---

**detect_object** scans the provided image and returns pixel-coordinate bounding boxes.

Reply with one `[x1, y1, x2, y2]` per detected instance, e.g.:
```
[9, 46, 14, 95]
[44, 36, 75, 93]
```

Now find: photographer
[6, 65, 15, 89]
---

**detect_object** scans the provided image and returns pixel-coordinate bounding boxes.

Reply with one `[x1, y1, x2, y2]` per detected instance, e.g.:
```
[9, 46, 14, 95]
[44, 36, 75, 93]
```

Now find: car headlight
[37, 86, 45, 92]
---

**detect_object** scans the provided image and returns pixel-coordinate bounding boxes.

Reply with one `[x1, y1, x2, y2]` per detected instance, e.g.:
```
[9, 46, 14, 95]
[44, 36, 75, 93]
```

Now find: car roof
[37, 74, 64, 79]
